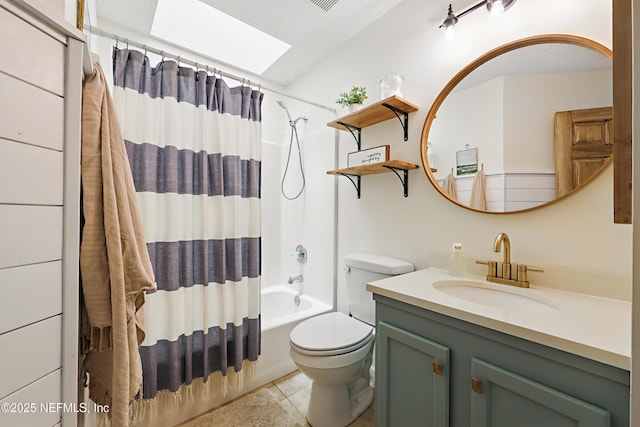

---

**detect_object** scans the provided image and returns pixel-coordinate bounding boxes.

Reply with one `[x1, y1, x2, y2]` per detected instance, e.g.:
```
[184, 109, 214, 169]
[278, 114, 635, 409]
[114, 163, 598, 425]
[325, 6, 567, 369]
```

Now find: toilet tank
[344, 253, 414, 325]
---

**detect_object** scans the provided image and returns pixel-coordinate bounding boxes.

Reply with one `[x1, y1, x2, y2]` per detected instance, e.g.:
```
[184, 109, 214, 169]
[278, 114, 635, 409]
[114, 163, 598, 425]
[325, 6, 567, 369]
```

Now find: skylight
[151, 0, 291, 75]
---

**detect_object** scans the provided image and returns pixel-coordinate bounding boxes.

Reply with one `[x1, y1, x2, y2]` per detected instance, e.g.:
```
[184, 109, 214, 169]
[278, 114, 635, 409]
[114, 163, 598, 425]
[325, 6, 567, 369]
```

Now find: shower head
[276, 98, 292, 122]
[277, 98, 307, 127]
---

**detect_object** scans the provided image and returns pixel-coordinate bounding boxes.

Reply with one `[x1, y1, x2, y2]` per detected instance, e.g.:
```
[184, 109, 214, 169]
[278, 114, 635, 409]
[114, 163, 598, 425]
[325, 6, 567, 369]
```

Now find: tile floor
[178, 370, 374, 427]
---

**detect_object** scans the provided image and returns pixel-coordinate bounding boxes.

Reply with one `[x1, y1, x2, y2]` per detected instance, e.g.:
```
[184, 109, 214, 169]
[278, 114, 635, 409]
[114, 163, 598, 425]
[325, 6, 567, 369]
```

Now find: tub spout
[288, 274, 303, 284]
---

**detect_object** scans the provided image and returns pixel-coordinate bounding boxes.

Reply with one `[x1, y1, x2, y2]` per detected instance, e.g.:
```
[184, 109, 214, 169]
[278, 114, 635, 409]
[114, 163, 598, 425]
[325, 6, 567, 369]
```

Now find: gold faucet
[476, 232, 543, 288]
[493, 232, 511, 279]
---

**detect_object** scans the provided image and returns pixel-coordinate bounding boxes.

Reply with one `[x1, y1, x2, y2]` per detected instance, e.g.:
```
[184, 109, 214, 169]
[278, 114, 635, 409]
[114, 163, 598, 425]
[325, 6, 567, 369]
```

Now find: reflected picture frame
[456, 147, 478, 176]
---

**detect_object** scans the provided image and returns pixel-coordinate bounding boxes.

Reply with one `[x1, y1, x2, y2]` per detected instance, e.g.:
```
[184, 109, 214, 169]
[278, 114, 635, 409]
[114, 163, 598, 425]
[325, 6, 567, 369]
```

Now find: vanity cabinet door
[470, 358, 610, 427]
[376, 321, 450, 427]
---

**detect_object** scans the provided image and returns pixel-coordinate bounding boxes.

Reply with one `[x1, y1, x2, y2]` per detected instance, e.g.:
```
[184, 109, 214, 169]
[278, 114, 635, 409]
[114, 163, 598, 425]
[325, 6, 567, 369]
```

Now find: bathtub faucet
[288, 274, 303, 284]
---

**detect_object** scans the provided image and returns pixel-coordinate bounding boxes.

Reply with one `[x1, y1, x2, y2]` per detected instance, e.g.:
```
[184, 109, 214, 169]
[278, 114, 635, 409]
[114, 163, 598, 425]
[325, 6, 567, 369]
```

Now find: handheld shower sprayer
[276, 99, 307, 200]
[276, 98, 307, 127]
[276, 99, 290, 119]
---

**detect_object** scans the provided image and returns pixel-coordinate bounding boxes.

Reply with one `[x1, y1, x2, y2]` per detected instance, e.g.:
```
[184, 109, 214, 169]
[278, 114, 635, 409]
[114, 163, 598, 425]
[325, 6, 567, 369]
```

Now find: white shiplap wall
[0, 1, 84, 426]
[439, 172, 556, 212]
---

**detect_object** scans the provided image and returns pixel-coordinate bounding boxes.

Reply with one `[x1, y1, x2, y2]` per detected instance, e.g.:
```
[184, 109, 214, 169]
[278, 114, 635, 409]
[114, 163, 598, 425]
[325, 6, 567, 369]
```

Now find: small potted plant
[336, 86, 368, 112]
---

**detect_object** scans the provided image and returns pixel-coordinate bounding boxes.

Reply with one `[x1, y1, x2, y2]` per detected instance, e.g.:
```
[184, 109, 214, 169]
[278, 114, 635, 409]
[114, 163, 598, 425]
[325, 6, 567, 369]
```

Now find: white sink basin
[433, 280, 559, 312]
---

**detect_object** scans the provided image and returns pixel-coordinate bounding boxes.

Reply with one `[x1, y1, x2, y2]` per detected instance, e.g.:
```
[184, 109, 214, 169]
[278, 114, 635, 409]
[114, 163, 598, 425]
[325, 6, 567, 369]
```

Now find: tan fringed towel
[442, 173, 457, 199]
[80, 61, 156, 427]
[470, 170, 487, 211]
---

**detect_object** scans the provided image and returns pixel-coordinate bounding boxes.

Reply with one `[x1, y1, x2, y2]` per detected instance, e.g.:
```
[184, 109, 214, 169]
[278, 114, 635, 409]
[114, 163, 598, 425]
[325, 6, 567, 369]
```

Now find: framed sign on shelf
[348, 145, 390, 167]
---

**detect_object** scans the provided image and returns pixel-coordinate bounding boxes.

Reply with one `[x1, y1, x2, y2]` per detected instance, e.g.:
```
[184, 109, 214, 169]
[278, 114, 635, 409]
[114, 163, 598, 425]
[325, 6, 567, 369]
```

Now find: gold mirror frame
[420, 34, 613, 214]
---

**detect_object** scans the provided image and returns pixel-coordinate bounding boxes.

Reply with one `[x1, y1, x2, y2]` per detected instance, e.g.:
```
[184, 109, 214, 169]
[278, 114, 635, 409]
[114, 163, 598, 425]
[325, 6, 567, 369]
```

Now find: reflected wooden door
[554, 107, 613, 197]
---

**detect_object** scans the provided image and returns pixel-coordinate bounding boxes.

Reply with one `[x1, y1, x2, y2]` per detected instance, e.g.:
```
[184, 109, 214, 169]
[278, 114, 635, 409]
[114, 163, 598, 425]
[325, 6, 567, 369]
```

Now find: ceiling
[95, 0, 406, 86]
[454, 42, 612, 92]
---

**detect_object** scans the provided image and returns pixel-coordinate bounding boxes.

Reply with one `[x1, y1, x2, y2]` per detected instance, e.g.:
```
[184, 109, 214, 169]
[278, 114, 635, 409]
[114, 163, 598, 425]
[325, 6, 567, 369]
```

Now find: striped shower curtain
[111, 48, 262, 401]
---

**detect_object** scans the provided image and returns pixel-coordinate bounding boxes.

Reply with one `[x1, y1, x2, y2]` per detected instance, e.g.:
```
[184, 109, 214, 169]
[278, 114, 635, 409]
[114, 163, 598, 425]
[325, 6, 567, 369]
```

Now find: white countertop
[366, 268, 631, 370]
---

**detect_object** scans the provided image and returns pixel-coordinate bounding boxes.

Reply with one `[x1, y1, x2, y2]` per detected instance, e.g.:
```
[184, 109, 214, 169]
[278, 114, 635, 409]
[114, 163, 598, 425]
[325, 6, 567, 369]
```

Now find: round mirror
[420, 35, 612, 213]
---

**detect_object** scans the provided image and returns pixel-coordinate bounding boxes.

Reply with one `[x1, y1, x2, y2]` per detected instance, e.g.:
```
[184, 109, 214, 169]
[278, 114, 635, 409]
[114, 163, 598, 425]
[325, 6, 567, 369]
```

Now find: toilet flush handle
[344, 266, 351, 273]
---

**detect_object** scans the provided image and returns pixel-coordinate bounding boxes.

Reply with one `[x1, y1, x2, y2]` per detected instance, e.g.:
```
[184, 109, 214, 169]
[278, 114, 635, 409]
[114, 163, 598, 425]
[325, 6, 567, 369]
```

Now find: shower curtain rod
[85, 24, 337, 113]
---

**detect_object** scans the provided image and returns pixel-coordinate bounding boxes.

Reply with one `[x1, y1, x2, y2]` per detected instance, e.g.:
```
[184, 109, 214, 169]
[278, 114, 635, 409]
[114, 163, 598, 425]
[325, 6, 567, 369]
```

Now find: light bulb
[440, 4, 458, 38]
[489, 0, 505, 16]
[446, 24, 456, 39]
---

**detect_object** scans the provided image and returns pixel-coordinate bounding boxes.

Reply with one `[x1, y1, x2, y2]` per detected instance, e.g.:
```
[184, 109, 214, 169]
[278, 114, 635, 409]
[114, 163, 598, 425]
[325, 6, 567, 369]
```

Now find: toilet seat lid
[290, 312, 373, 353]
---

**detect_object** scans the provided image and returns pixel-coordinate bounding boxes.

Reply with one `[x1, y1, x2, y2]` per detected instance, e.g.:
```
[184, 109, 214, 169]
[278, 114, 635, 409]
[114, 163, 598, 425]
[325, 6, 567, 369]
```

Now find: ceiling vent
[306, 0, 340, 12]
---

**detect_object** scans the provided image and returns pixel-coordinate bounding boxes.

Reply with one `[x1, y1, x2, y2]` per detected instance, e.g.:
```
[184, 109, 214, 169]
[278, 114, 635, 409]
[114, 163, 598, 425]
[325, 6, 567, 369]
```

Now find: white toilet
[289, 253, 414, 427]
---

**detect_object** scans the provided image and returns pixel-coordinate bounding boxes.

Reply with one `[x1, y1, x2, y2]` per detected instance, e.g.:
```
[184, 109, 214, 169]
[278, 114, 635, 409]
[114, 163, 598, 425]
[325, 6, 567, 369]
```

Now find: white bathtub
[262, 285, 330, 330]
[256, 285, 332, 383]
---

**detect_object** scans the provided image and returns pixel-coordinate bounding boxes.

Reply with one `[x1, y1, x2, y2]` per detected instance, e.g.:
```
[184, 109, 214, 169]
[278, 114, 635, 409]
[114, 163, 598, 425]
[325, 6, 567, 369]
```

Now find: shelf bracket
[338, 173, 361, 198]
[383, 166, 410, 197]
[336, 121, 362, 150]
[381, 103, 410, 141]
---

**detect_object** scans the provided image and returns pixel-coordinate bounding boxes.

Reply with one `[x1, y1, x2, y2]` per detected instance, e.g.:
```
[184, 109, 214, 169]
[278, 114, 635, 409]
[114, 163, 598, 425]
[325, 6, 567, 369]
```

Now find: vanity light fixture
[439, 0, 517, 36]
[441, 4, 459, 38]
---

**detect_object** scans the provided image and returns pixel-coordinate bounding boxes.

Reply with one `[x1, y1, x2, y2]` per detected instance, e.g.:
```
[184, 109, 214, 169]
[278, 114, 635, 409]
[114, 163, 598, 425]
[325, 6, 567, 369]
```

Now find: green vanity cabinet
[374, 295, 630, 427]
[470, 358, 611, 427]
[376, 321, 450, 426]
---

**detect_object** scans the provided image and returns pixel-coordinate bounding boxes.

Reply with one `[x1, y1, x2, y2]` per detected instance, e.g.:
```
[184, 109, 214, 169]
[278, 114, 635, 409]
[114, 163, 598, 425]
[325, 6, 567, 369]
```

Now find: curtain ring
[160, 50, 165, 64]
[177, 56, 181, 67]
[125, 38, 129, 50]
[143, 44, 147, 58]
[115, 36, 119, 49]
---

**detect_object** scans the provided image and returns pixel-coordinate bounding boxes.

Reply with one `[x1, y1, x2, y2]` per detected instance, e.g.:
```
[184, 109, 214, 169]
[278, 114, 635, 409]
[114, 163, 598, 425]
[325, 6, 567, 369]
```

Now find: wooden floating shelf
[327, 160, 419, 176]
[327, 160, 419, 198]
[327, 95, 419, 130]
[326, 96, 420, 197]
